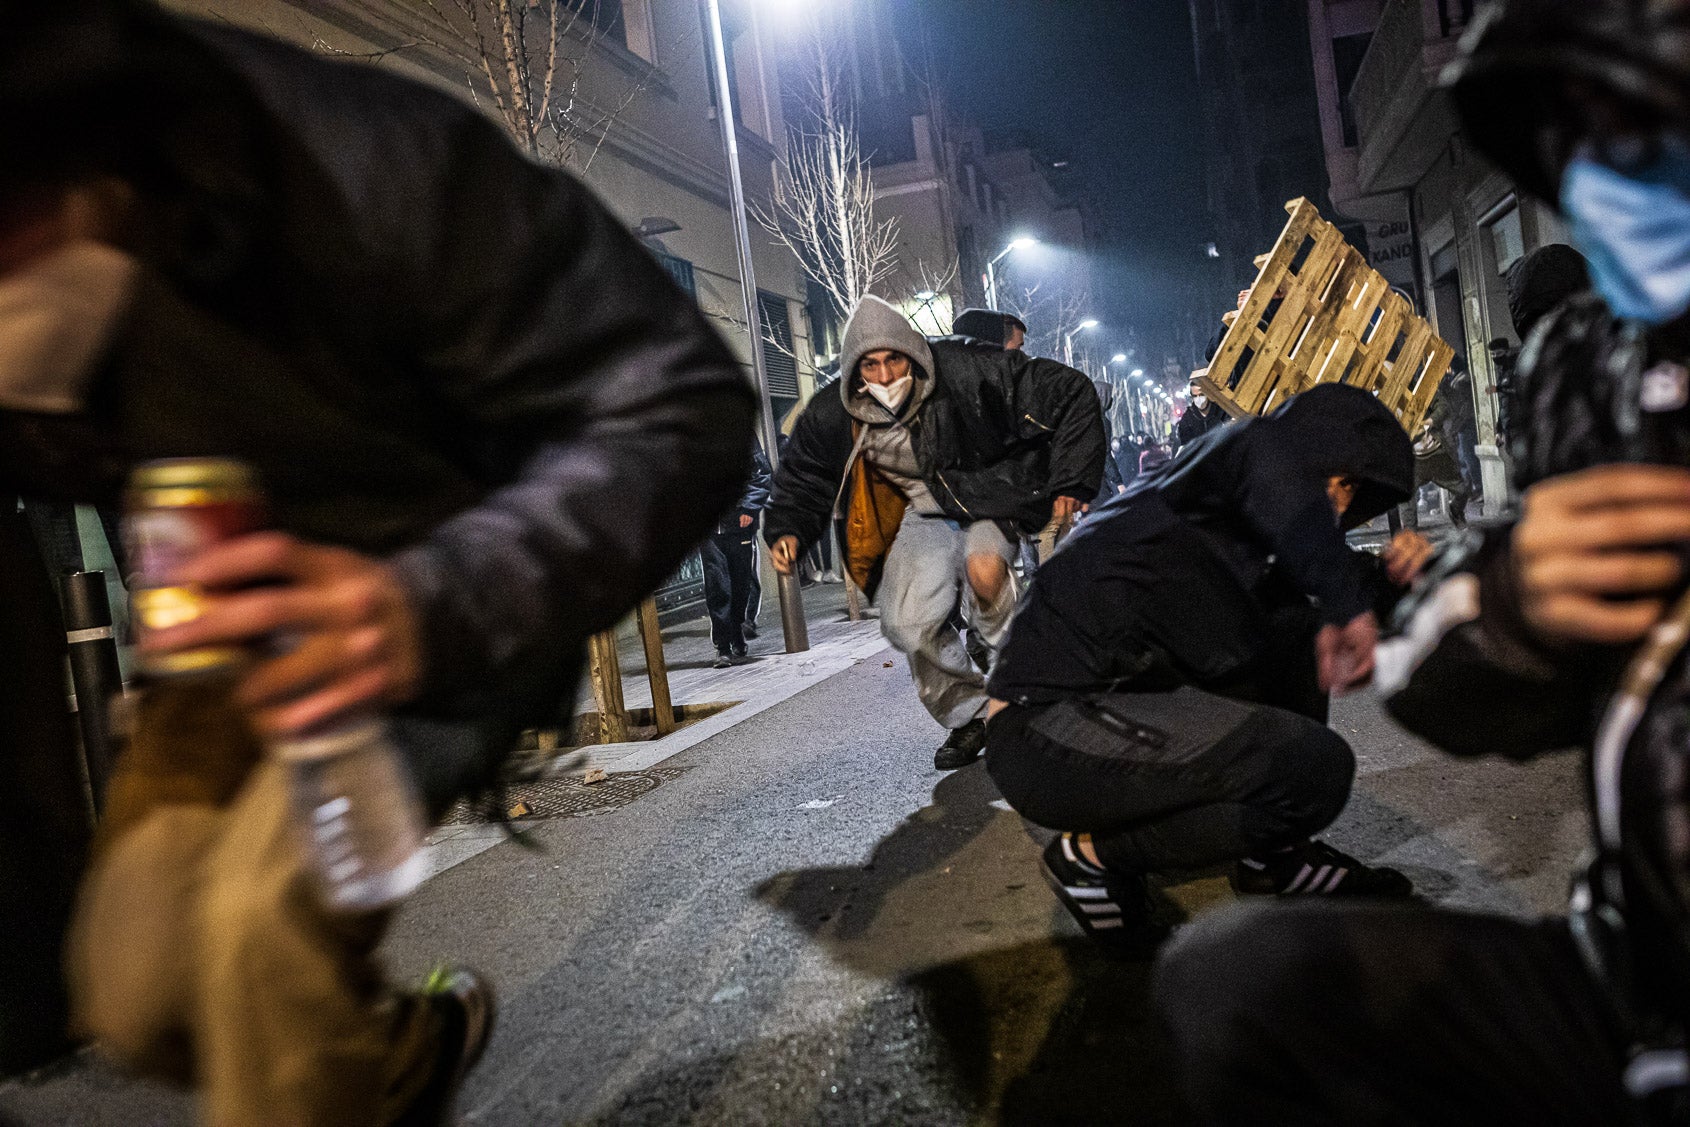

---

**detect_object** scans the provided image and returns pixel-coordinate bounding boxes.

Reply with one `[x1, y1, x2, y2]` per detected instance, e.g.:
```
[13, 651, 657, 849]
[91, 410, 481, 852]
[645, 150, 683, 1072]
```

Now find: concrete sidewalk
[422, 581, 890, 881]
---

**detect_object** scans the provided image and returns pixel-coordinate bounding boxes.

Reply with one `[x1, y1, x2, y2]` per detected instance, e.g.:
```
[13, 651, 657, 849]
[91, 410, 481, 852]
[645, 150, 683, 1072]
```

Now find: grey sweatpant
[878, 510, 1018, 730]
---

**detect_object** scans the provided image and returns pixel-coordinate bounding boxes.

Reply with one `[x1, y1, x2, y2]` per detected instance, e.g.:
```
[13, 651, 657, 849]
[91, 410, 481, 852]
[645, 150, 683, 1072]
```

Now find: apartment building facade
[1306, 0, 1570, 510]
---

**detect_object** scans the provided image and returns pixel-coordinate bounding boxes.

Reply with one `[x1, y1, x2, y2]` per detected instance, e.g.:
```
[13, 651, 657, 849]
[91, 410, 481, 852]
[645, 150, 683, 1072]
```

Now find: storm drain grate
[441, 766, 692, 826]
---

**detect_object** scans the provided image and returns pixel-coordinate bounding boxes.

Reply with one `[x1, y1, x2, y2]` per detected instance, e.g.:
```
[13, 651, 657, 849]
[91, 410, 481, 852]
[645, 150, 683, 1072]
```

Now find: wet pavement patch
[441, 766, 692, 825]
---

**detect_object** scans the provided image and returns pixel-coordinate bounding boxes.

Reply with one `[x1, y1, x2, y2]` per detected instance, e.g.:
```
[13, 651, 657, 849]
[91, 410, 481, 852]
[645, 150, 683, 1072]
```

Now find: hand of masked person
[1383, 530, 1435, 587]
[771, 534, 801, 576]
[139, 532, 423, 736]
[1316, 611, 1378, 695]
[1514, 465, 1690, 645]
[1051, 495, 1082, 524]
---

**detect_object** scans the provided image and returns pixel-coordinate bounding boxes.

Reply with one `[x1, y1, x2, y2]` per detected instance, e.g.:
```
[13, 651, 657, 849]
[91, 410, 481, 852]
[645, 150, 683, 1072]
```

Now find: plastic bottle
[276, 715, 429, 912]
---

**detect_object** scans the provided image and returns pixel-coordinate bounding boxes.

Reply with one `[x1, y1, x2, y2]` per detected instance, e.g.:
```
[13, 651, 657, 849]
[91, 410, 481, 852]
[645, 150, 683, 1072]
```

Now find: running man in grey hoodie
[764, 296, 1106, 769]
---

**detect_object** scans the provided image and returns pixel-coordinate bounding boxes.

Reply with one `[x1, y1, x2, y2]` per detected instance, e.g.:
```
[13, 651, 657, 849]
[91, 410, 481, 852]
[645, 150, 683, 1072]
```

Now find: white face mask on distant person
[0, 239, 139, 413]
[866, 375, 914, 413]
[1193, 394, 1209, 409]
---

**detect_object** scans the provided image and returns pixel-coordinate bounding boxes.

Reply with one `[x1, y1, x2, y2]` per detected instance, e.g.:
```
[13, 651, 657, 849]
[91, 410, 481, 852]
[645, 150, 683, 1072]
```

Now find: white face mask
[0, 239, 140, 413]
[865, 375, 914, 413]
[1192, 394, 1209, 409]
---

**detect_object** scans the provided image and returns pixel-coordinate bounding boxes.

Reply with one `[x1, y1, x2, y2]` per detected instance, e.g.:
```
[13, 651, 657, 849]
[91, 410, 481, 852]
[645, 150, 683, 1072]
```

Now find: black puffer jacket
[763, 339, 1106, 554]
[0, 15, 755, 811]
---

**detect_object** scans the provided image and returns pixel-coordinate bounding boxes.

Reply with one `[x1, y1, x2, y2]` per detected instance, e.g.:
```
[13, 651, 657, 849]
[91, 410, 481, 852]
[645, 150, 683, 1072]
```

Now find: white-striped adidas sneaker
[1232, 839, 1413, 899]
[1040, 834, 1168, 951]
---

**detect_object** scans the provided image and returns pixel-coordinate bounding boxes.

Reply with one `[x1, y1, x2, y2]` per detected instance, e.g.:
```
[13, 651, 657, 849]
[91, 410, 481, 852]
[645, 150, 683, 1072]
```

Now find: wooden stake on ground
[586, 628, 630, 744]
[635, 597, 676, 736]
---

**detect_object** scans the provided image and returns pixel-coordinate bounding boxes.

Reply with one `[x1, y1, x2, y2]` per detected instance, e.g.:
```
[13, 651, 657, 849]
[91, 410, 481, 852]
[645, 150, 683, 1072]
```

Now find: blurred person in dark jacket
[1155, 7, 1690, 1124]
[952, 307, 1028, 353]
[0, 3, 754, 1123]
[1495, 244, 1592, 451]
[1175, 376, 1230, 448]
[1138, 439, 1175, 476]
[985, 385, 1424, 949]
[705, 445, 771, 667]
[1412, 389, 1473, 527]
[765, 296, 1105, 770]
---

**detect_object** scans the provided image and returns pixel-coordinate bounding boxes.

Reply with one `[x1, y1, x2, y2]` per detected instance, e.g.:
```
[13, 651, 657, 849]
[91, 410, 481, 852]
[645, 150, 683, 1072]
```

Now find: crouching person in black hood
[764, 295, 1105, 770]
[985, 384, 1428, 949]
[1152, 2, 1690, 1122]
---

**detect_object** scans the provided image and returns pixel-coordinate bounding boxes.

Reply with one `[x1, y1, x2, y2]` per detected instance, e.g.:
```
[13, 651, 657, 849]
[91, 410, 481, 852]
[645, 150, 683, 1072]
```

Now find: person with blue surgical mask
[1563, 137, 1690, 326]
[1152, 3, 1690, 1124]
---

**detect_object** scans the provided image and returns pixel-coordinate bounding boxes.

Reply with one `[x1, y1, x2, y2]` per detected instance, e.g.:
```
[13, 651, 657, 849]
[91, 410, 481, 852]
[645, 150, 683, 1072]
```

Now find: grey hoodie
[838, 295, 941, 513]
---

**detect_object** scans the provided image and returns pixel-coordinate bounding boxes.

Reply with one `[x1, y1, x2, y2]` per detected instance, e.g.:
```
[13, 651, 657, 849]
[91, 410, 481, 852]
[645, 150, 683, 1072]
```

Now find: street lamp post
[1063, 318, 1099, 368]
[984, 236, 1037, 310]
[705, 0, 808, 653]
[1108, 354, 1129, 432]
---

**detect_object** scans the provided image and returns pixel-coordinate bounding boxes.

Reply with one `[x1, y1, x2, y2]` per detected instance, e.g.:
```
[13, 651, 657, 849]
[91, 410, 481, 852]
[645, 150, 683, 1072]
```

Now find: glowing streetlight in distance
[1063, 319, 1100, 366]
[1112, 353, 1127, 364]
[985, 236, 1039, 308]
[1131, 368, 1144, 378]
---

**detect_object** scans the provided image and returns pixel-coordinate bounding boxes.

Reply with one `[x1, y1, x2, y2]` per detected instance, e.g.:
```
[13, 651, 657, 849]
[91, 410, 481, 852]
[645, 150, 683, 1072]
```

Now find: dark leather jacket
[763, 339, 1106, 556]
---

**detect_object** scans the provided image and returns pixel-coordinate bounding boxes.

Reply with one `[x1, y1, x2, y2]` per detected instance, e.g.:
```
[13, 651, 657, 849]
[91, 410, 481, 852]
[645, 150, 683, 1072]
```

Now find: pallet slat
[1201, 198, 1452, 436]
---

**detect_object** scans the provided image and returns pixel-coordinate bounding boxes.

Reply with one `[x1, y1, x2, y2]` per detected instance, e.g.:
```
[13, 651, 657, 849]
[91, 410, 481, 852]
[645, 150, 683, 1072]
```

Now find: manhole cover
[441, 766, 691, 825]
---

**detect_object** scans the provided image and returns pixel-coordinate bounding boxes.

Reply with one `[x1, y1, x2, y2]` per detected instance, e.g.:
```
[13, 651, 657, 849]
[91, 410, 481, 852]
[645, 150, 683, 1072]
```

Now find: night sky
[907, 1, 1211, 369]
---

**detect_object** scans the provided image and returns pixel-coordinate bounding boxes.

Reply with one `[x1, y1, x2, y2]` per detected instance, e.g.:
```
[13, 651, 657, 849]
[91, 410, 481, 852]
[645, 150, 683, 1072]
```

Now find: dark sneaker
[934, 718, 987, 770]
[390, 966, 496, 1127]
[1232, 839, 1414, 899]
[728, 646, 753, 665]
[713, 652, 733, 669]
[1041, 834, 1168, 952]
[743, 624, 760, 640]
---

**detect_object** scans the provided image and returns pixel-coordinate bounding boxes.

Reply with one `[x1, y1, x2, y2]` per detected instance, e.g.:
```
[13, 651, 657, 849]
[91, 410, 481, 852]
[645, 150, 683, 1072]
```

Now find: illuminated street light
[984, 236, 1038, 310]
[1112, 353, 1127, 364]
[1063, 319, 1100, 367]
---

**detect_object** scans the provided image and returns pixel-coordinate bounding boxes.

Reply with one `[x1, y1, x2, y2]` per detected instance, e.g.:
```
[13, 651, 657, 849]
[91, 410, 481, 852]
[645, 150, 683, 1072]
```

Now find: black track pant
[701, 532, 755, 654]
[984, 687, 1353, 873]
[1154, 901, 1631, 1126]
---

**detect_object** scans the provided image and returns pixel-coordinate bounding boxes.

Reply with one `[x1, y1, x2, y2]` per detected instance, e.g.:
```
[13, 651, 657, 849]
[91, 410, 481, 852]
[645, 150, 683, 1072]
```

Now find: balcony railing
[1350, 0, 1469, 155]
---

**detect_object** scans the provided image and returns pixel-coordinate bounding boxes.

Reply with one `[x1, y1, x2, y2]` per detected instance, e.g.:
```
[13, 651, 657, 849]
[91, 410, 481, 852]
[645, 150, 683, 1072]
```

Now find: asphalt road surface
[1, 649, 1585, 1125]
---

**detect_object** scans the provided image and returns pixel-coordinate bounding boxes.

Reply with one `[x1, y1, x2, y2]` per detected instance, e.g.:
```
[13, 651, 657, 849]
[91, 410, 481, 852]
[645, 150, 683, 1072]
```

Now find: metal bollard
[61, 570, 123, 812]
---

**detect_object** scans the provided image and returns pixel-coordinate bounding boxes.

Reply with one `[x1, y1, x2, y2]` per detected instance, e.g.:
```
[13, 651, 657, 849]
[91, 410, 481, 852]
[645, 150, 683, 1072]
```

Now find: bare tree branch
[754, 27, 901, 325]
[401, 0, 651, 168]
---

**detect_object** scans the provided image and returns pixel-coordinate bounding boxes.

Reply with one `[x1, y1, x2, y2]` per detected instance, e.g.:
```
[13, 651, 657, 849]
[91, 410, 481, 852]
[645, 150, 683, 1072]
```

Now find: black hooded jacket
[0, 13, 754, 812]
[989, 385, 1413, 706]
[1379, 291, 1690, 1040]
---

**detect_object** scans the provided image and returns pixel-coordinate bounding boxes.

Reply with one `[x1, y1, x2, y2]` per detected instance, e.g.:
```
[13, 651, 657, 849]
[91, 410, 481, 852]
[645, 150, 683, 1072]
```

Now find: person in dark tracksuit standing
[984, 384, 1429, 948]
[704, 445, 771, 667]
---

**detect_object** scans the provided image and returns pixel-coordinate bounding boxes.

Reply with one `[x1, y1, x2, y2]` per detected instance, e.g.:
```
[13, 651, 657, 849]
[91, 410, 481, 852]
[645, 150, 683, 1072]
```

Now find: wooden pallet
[1194, 198, 1453, 436]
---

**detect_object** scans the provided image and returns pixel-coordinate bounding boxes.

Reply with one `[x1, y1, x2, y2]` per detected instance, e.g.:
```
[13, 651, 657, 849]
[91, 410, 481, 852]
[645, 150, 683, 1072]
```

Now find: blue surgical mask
[1562, 142, 1690, 325]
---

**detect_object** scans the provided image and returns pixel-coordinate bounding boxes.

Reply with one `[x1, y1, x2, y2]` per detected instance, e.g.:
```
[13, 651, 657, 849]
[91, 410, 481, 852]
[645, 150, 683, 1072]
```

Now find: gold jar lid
[127, 458, 258, 497]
